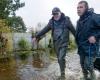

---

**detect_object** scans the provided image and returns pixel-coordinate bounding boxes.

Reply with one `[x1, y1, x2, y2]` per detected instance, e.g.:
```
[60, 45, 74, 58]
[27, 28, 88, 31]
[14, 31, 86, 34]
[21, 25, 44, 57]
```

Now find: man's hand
[88, 36, 96, 44]
[32, 37, 38, 49]
[32, 37, 37, 43]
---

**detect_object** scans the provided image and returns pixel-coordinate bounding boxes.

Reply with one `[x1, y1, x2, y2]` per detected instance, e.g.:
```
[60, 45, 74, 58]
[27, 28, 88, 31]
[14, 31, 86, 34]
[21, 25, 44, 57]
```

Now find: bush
[18, 37, 31, 51]
[0, 19, 11, 32]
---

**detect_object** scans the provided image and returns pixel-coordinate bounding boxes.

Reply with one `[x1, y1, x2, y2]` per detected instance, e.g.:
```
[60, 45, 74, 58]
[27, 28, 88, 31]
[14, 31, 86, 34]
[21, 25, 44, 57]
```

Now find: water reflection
[0, 57, 20, 80]
[0, 51, 51, 80]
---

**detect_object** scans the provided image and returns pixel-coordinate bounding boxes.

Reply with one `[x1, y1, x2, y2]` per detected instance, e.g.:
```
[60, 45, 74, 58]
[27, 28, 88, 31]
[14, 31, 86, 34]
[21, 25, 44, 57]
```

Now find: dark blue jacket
[76, 11, 100, 56]
[35, 13, 76, 48]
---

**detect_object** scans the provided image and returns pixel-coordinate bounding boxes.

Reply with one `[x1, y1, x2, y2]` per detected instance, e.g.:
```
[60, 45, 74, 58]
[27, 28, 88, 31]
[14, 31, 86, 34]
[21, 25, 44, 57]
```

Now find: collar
[79, 11, 92, 21]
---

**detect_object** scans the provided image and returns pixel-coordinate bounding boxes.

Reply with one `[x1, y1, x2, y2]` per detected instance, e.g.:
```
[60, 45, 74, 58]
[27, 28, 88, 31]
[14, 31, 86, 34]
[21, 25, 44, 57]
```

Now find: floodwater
[0, 51, 100, 80]
[0, 57, 20, 80]
[0, 51, 51, 80]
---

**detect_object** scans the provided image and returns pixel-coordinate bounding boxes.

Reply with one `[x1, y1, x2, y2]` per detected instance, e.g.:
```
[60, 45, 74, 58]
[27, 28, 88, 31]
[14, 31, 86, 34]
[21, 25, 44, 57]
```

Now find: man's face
[53, 12, 61, 21]
[77, 3, 87, 16]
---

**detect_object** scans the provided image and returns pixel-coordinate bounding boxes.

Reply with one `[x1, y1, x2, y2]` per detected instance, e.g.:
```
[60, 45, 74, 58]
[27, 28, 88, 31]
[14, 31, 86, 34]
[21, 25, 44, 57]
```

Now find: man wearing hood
[76, 1, 100, 80]
[32, 7, 76, 79]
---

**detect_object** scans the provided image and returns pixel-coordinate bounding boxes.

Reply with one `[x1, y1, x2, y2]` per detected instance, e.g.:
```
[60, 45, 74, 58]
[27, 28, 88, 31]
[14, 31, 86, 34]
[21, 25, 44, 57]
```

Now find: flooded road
[0, 51, 56, 80]
[0, 51, 100, 80]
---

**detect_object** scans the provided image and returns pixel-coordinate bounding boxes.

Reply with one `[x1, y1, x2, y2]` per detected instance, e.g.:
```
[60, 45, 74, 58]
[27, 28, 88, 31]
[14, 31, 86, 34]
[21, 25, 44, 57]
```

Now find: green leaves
[7, 16, 27, 32]
[0, 0, 26, 32]
[0, 0, 25, 18]
[18, 37, 31, 51]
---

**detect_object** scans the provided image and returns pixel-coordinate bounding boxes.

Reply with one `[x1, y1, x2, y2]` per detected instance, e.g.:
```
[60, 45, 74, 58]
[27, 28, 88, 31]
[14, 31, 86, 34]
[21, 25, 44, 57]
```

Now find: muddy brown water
[0, 57, 20, 80]
[0, 51, 100, 80]
[0, 51, 51, 80]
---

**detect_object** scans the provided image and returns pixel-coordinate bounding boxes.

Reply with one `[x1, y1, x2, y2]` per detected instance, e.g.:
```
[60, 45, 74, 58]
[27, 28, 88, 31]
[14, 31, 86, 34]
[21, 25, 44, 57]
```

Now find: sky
[16, 0, 100, 30]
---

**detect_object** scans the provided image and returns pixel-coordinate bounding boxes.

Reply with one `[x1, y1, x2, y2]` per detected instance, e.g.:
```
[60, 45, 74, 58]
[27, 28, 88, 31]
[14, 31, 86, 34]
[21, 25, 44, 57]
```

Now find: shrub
[18, 37, 31, 51]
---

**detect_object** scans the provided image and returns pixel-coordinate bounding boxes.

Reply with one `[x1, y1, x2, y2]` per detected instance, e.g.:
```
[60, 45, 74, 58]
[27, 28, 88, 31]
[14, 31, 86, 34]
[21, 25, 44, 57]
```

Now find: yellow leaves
[0, 19, 13, 53]
[0, 33, 13, 52]
[0, 19, 11, 33]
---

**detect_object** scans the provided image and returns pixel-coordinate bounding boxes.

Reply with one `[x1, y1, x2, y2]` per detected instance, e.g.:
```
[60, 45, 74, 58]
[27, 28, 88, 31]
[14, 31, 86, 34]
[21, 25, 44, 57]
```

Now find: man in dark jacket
[76, 1, 100, 80]
[32, 7, 76, 79]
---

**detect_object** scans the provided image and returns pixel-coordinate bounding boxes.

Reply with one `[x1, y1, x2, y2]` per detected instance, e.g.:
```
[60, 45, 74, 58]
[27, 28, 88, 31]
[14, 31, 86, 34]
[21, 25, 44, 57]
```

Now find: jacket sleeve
[35, 20, 52, 40]
[67, 17, 76, 37]
[91, 14, 100, 39]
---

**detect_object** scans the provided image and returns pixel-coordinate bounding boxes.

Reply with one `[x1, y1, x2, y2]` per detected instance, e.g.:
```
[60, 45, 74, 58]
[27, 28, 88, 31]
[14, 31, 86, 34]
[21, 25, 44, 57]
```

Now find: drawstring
[88, 43, 98, 69]
[97, 40, 100, 58]
[88, 43, 91, 68]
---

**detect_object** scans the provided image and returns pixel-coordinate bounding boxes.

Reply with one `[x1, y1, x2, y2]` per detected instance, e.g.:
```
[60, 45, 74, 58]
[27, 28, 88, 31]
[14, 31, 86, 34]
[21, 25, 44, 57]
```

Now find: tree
[0, 0, 25, 19]
[0, 0, 26, 32]
[7, 16, 27, 32]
